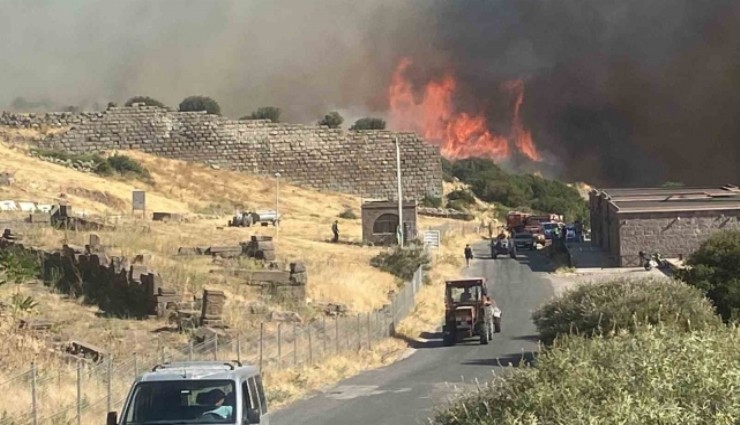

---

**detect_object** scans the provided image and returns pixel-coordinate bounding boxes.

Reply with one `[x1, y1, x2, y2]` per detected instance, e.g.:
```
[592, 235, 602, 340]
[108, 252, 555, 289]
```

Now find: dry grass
[0, 134, 485, 422]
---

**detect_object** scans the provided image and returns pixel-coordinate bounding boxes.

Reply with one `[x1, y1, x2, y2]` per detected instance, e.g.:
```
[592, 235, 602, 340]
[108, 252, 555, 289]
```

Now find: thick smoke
[420, 0, 740, 187]
[0, 0, 428, 121]
[2, 0, 739, 186]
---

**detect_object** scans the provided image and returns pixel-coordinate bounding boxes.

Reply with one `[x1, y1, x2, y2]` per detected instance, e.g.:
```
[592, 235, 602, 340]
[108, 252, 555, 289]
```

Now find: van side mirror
[106, 411, 118, 425]
[245, 408, 260, 424]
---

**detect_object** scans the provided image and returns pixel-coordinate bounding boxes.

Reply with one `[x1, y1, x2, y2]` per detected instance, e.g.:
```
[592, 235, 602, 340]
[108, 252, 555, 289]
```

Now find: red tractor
[442, 278, 502, 346]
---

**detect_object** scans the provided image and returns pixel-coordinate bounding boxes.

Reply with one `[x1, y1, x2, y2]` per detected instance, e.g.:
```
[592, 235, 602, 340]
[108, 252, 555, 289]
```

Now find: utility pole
[395, 137, 404, 247]
[275, 171, 281, 232]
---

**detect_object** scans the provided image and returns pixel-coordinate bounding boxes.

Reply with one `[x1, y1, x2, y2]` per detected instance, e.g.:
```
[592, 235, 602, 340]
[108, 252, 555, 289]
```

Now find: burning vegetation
[388, 58, 541, 164]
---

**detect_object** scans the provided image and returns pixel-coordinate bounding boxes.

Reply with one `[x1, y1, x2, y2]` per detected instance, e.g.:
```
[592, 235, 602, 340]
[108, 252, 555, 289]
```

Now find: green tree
[124, 96, 166, 108]
[350, 117, 386, 130]
[242, 106, 281, 122]
[678, 230, 740, 322]
[178, 96, 221, 115]
[318, 111, 344, 128]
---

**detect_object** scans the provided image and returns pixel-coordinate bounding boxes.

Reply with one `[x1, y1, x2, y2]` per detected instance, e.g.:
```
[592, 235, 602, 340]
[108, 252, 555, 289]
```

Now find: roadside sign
[423, 229, 441, 249]
[132, 190, 146, 215]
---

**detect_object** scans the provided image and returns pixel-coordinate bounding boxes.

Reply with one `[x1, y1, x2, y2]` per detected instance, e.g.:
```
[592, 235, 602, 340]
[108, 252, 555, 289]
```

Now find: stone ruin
[178, 235, 276, 261]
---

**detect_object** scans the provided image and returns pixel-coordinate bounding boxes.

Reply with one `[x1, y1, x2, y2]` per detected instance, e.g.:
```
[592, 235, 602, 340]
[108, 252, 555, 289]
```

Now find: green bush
[350, 117, 386, 130]
[532, 278, 721, 345]
[370, 243, 431, 282]
[124, 96, 166, 108]
[318, 111, 344, 128]
[242, 107, 281, 123]
[421, 194, 442, 208]
[0, 247, 40, 284]
[446, 189, 476, 205]
[433, 325, 740, 425]
[106, 154, 151, 179]
[337, 208, 357, 219]
[179, 96, 221, 115]
[679, 230, 740, 323]
[446, 158, 588, 224]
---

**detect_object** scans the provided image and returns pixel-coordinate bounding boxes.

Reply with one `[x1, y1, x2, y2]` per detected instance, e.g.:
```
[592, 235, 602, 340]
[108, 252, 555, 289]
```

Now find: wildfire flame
[388, 58, 541, 162]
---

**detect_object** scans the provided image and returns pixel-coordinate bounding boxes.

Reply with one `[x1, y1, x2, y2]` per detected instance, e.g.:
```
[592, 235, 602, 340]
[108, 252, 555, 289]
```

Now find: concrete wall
[12, 105, 443, 200]
[617, 209, 740, 266]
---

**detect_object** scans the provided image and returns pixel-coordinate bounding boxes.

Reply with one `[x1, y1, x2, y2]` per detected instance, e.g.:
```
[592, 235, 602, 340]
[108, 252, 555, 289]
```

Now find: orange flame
[388, 58, 540, 162]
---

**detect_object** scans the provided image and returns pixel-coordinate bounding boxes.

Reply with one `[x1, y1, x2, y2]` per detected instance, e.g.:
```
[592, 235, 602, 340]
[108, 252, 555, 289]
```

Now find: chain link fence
[0, 265, 426, 425]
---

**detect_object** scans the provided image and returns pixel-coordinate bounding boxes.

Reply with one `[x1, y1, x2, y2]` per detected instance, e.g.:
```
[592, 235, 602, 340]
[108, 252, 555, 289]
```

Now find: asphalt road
[272, 242, 555, 425]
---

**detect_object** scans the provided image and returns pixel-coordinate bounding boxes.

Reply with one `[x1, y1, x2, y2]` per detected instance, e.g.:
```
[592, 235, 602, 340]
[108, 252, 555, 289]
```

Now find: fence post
[236, 335, 242, 364]
[31, 362, 38, 425]
[76, 361, 81, 425]
[293, 321, 298, 366]
[366, 312, 371, 350]
[322, 316, 327, 354]
[214, 334, 219, 361]
[335, 316, 339, 354]
[259, 322, 264, 372]
[356, 313, 361, 352]
[107, 356, 112, 413]
[277, 323, 282, 368]
[308, 325, 313, 365]
[134, 351, 139, 378]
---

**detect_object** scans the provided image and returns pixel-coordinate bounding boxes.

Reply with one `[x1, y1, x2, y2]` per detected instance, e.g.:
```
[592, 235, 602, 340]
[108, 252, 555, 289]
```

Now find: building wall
[361, 203, 418, 246]
[6, 105, 443, 200]
[617, 209, 740, 266]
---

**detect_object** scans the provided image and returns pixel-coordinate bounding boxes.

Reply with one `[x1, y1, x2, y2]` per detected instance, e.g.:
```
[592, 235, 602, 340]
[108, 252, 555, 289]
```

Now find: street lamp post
[275, 172, 281, 232]
[395, 137, 404, 248]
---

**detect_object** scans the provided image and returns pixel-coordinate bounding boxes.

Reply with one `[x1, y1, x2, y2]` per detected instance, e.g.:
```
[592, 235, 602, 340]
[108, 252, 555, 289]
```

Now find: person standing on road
[464, 244, 473, 267]
[331, 220, 339, 243]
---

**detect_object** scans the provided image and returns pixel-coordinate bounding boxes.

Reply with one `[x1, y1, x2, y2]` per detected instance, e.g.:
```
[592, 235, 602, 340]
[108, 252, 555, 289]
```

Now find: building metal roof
[594, 184, 740, 213]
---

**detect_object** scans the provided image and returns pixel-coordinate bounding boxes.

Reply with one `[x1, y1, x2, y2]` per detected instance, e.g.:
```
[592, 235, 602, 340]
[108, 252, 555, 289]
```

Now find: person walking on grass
[332, 220, 339, 243]
[464, 244, 473, 267]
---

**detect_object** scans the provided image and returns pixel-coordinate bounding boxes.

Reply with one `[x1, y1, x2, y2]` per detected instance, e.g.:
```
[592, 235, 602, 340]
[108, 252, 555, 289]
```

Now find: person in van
[201, 389, 233, 419]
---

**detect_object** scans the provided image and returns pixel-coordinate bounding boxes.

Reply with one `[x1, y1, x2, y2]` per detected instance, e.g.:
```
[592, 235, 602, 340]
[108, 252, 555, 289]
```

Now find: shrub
[318, 111, 344, 128]
[532, 277, 721, 345]
[106, 154, 151, 180]
[124, 96, 166, 108]
[446, 189, 476, 205]
[337, 208, 357, 219]
[242, 107, 281, 123]
[350, 117, 386, 130]
[433, 325, 740, 425]
[420, 194, 442, 208]
[679, 230, 740, 323]
[445, 157, 589, 224]
[370, 243, 431, 282]
[178, 96, 221, 115]
[0, 247, 40, 284]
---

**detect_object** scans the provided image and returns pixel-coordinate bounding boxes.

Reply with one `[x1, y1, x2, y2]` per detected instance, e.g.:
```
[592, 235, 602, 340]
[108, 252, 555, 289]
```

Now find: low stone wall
[0, 111, 104, 128]
[0, 232, 217, 319]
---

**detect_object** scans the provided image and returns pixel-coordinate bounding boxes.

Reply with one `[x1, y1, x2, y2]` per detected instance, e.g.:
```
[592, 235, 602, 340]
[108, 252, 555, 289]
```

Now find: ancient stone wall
[20, 104, 442, 200]
[0, 111, 104, 128]
[617, 210, 740, 266]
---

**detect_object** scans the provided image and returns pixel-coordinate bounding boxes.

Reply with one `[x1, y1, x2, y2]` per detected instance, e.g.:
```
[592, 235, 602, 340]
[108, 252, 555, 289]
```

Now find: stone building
[590, 184, 740, 266]
[361, 200, 418, 246]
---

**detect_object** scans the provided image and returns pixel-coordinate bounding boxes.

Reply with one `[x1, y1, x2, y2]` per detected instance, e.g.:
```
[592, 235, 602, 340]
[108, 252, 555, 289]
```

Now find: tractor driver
[460, 287, 472, 302]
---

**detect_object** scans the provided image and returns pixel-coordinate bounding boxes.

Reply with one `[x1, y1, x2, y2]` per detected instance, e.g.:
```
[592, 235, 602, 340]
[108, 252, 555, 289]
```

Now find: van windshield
[123, 380, 236, 425]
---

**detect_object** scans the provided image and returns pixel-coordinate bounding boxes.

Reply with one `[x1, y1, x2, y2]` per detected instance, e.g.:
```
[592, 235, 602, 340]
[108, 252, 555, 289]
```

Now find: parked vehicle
[229, 210, 280, 227]
[442, 278, 501, 346]
[107, 361, 270, 425]
[639, 251, 669, 271]
[565, 225, 578, 242]
[491, 236, 517, 259]
[541, 222, 560, 239]
[513, 232, 536, 250]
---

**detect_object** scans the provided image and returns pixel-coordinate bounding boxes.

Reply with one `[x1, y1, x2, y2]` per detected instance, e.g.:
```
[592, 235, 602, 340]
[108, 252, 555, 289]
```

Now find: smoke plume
[2, 0, 739, 186]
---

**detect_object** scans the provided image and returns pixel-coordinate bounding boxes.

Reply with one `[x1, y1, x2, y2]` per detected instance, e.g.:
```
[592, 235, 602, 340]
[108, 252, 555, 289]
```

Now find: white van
[107, 361, 270, 425]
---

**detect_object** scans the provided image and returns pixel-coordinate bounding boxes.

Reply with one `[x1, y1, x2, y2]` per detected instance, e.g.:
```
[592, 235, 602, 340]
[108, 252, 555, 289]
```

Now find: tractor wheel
[443, 332, 455, 346]
[494, 318, 502, 333]
[480, 324, 489, 345]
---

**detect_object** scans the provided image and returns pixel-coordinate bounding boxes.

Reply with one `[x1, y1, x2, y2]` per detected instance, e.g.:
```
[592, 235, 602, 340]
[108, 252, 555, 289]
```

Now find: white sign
[132, 190, 146, 211]
[423, 230, 441, 249]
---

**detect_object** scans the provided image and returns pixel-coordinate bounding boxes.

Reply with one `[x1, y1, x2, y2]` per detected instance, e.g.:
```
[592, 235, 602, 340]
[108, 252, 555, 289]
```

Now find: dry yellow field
[0, 134, 486, 421]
